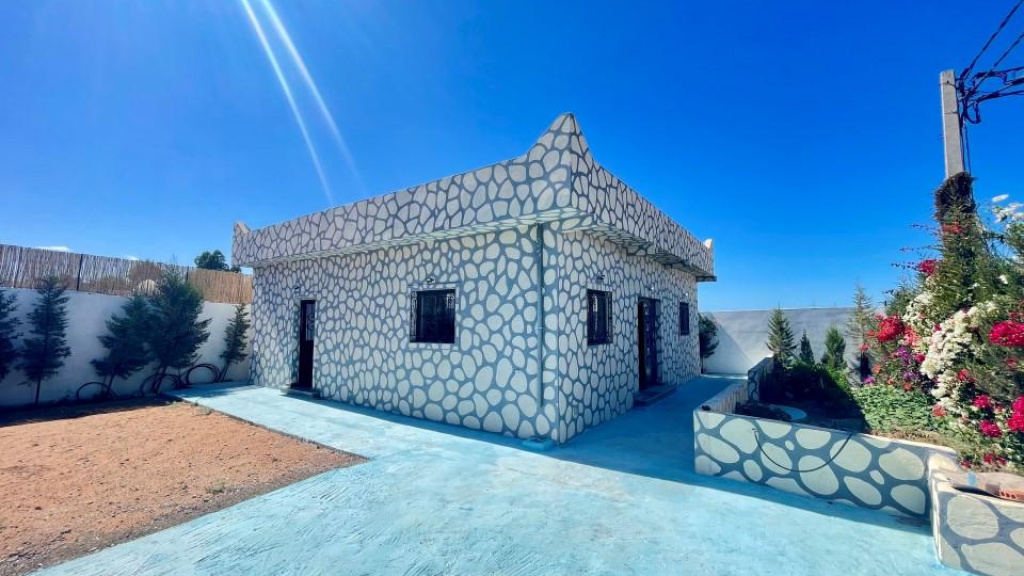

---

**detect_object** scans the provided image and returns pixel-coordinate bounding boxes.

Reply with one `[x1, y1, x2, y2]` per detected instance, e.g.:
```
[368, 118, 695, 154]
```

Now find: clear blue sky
[1, 1, 1021, 310]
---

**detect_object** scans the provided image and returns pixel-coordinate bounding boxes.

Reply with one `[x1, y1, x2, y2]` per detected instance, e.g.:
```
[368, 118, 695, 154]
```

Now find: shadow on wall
[0, 288, 251, 408]
[703, 307, 867, 374]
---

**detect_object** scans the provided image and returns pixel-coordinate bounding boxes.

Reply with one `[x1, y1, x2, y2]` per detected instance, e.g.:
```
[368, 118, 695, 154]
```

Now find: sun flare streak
[260, 0, 364, 192]
[241, 0, 334, 206]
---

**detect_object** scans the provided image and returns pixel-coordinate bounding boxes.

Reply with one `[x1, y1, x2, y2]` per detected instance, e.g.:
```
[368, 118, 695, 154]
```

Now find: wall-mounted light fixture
[594, 273, 606, 284]
[425, 275, 437, 284]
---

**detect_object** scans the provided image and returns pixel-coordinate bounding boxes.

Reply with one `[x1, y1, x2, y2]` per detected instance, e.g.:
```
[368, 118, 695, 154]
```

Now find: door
[296, 300, 316, 390]
[637, 298, 659, 389]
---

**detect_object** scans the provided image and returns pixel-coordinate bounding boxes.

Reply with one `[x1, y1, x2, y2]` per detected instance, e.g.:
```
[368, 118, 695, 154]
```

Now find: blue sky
[1, 1, 1021, 310]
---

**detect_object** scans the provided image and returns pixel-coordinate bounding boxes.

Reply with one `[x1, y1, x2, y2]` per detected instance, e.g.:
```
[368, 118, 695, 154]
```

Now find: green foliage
[145, 270, 211, 391]
[219, 303, 250, 380]
[884, 283, 916, 317]
[852, 385, 934, 434]
[798, 331, 815, 364]
[194, 250, 240, 273]
[766, 361, 856, 415]
[698, 313, 718, 369]
[0, 289, 20, 381]
[766, 308, 796, 364]
[933, 172, 976, 223]
[91, 294, 152, 390]
[17, 276, 72, 405]
[820, 325, 847, 371]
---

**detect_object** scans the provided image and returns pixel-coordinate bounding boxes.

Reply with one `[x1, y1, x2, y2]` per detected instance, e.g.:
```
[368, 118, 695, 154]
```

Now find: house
[232, 113, 715, 444]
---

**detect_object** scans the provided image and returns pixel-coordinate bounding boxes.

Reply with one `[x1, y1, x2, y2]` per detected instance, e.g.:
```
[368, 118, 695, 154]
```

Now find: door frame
[637, 297, 660, 389]
[295, 299, 316, 390]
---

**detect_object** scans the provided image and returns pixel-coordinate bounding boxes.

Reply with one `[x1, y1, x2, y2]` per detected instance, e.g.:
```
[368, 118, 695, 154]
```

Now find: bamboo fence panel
[0, 244, 252, 304]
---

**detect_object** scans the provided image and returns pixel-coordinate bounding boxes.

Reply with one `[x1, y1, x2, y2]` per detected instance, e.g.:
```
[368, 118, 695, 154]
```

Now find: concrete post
[940, 69, 965, 177]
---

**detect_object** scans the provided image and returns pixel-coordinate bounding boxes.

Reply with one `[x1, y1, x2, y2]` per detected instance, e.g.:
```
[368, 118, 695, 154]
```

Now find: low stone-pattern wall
[693, 382, 955, 518]
[928, 455, 1024, 576]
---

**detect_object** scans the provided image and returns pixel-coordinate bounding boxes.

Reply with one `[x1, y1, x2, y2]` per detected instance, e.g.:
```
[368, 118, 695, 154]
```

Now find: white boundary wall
[703, 307, 860, 375]
[0, 288, 250, 408]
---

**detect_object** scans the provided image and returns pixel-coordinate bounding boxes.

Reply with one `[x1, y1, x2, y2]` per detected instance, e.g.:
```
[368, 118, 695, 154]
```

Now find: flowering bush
[864, 182, 1024, 471]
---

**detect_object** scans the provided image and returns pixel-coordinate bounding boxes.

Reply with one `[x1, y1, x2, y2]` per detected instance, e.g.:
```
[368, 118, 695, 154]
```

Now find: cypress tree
[766, 308, 796, 364]
[798, 331, 815, 364]
[219, 303, 250, 381]
[91, 294, 152, 395]
[0, 288, 20, 381]
[18, 276, 72, 405]
[145, 270, 211, 392]
[821, 325, 847, 371]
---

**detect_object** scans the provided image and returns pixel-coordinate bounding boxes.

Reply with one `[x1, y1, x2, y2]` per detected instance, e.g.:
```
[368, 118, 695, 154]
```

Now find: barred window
[587, 290, 612, 345]
[411, 289, 456, 344]
[679, 302, 691, 336]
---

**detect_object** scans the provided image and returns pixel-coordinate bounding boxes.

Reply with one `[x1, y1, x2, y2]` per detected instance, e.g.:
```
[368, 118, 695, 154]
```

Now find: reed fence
[0, 244, 252, 304]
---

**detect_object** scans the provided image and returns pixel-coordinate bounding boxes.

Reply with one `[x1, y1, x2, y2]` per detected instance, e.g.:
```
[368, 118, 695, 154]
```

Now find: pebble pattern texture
[235, 114, 709, 443]
[929, 455, 1024, 576]
[694, 382, 953, 519]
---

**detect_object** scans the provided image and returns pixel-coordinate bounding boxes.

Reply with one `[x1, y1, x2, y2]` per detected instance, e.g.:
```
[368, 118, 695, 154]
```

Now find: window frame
[586, 289, 613, 346]
[679, 302, 691, 336]
[410, 288, 458, 344]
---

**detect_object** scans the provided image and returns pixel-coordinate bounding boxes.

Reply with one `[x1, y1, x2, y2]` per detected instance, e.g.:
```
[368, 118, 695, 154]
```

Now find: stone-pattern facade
[694, 382, 954, 518]
[237, 114, 710, 443]
[929, 455, 1024, 576]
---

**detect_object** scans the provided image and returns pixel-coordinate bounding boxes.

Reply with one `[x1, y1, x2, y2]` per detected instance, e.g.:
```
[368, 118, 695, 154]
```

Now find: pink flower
[958, 369, 973, 383]
[932, 403, 947, 418]
[1009, 412, 1024, 433]
[875, 316, 905, 343]
[973, 395, 992, 409]
[979, 420, 1002, 438]
[989, 321, 1024, 347]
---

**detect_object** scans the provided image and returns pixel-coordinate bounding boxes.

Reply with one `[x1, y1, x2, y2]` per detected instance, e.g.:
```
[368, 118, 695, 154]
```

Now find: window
[587, 290, 612, 345]
[679, 302, 691, 336]
[411, 289, 456, 344]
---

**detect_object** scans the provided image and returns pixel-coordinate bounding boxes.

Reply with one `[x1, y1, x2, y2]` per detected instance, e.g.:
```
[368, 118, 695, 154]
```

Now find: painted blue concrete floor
[32, 377, 962, 576]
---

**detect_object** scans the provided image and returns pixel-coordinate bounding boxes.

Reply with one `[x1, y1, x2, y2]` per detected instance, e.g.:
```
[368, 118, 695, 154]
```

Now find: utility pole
[940, 69, 965, 177]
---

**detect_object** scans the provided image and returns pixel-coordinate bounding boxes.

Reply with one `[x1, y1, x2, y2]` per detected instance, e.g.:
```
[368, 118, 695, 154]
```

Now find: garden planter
[929, 455, 1024, 576]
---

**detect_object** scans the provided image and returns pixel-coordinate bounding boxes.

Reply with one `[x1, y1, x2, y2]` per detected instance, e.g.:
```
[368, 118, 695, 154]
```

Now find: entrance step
[284, 386, 318, 399]
[634, 383, 679, 407]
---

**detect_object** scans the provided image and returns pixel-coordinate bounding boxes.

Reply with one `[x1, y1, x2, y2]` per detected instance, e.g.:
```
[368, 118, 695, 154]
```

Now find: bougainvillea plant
[864, 176, 1024, 471]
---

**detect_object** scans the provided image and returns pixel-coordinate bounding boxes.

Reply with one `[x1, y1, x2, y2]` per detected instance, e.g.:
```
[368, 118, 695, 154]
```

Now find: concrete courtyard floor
[34, 377, 960, 576]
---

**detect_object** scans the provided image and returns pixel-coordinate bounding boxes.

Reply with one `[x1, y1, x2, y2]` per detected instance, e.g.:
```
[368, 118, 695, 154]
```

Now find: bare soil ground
[0, 398, 363, 576]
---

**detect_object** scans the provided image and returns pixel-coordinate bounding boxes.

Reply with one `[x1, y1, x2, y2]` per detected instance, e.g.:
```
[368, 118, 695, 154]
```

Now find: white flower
[993, 194, 1010, 203]
[1000, 274, 1009, 285]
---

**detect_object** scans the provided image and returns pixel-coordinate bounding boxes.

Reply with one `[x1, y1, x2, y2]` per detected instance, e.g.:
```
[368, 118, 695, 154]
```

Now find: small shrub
[820, 325, 847, 370]
[219, 303, 250, 381]
[763, 361, 858, 416]
[145, 270, 211, 392]
[766, 308, 796, 364]
[798, 331, 815, 364]
[852, 385, 933, 433]
[91, 294, 152, 395]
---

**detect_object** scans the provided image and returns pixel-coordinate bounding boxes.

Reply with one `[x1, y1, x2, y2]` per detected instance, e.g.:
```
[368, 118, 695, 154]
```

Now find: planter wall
[694, 382, 955, 518]
[928, 454, 1024, 576]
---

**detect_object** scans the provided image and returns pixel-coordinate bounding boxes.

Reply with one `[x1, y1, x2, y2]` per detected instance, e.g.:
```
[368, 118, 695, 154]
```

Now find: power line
[960, 0, 1024, 81]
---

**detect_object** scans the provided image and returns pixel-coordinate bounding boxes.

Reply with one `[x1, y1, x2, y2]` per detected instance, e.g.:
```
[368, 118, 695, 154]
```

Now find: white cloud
[125, 255, 140, 261]
[35, 245, 70, 252]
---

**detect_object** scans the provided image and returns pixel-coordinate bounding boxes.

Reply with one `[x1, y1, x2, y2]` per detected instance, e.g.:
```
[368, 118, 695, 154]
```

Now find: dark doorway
[296, 299, 316, 390]
[637, 298, 659, 389]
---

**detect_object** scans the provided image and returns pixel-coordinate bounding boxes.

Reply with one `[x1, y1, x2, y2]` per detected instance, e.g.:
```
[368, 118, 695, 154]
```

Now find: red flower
[973, 395, 992, 409]
[875, 316, 905, 342]
[917, 259, 938, 276]
[989, 321, 1024, 347]
[1009, 412, 1024, 433]
[983, 452, 996, 465]
[1013, 395, 1024, 413]
[1007, 356, 1019, 370]
[914, 353, 926, 363]
[957, 369, 973, 383]
[979, 420, 1003, 438]
[942, 223, 963, 236]
[960, 459, 973, 469]
[859, 343, 869, 353]
[932, 403, 947, 417]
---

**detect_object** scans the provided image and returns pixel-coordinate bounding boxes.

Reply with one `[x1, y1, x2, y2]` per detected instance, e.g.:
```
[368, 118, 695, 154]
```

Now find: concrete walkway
[34, 377, 959, 576]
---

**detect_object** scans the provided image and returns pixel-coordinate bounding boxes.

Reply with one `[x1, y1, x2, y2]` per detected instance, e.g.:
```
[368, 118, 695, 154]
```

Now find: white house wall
[547, 227, 700, 441]
[250, 225, 562, 441]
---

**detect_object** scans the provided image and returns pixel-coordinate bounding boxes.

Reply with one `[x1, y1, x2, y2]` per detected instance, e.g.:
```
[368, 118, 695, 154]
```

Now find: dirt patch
[0, 398, 364, 576]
